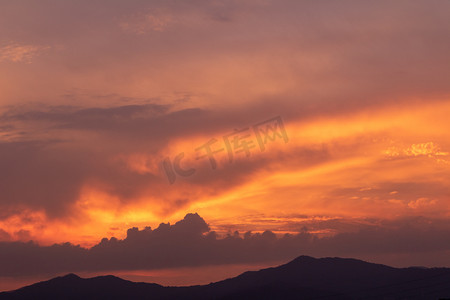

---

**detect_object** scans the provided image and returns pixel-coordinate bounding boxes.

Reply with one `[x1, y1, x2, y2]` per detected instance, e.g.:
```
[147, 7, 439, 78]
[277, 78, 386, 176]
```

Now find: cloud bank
[2, 213, 450, 278]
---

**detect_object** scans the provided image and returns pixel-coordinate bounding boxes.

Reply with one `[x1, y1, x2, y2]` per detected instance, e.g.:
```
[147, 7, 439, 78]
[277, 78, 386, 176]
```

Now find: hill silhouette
[2, 256, 450, 299]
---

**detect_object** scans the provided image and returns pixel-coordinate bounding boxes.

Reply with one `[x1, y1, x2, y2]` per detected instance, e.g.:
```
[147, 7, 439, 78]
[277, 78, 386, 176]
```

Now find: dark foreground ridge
[2, 256, 450, 299]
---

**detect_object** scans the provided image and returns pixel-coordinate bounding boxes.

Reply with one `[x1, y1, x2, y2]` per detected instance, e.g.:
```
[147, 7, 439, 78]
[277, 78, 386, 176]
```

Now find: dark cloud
[0, 101, 333, 219]
[2, 104, 168, 123]
[0, 229, 11, 241]
[0, 137, 159, 218]
[2, 213, 450, 277]
[0, 141, 86, 217]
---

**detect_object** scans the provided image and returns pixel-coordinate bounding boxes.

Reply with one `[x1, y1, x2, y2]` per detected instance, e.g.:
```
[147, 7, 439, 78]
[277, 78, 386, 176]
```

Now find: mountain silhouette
[2, 256, 450, 299]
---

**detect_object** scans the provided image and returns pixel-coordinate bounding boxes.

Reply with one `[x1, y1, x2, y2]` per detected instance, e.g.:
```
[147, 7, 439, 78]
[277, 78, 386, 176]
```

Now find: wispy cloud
[120, 13, 174, 34]
[0, 42, 49, 63]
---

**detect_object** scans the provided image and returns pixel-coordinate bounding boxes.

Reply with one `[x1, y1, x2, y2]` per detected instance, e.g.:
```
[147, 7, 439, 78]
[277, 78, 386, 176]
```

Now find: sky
[1, 0, 450, 291]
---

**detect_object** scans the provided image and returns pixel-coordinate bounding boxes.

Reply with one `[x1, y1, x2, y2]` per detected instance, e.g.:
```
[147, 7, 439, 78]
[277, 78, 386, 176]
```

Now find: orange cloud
[0, 99, 449, 247]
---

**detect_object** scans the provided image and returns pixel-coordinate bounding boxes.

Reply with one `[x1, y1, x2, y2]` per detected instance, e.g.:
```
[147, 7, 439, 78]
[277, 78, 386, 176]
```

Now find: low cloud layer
[2, 213, 450, 278]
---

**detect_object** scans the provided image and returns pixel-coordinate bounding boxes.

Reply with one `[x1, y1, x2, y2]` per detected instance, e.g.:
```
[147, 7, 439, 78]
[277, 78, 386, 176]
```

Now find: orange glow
[1, 99, 450, 246]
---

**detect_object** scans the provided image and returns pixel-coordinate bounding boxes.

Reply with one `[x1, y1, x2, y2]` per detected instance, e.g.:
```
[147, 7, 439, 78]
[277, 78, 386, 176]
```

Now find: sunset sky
[1, 0, 450, 291]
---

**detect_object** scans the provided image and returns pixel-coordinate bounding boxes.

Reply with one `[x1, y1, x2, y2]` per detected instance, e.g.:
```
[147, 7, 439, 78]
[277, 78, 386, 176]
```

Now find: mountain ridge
[2, 255, 450, 299]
